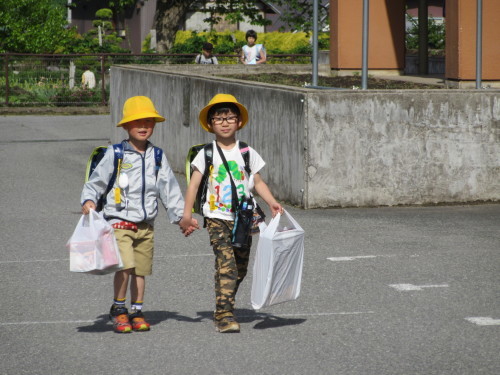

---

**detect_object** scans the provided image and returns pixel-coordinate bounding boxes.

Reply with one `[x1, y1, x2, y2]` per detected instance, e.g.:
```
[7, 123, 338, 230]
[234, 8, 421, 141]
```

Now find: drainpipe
[476, 0, 483, 89]
[361, 0, 369, 89]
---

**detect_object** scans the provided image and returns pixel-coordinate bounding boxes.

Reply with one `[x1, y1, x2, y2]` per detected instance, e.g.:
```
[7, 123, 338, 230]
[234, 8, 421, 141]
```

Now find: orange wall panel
[446, 0, 499, 80]
[330, 0, 405, 70]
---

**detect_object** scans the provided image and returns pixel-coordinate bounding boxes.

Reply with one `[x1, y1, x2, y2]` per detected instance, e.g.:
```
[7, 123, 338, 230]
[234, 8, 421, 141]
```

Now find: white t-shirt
[82, 70, 96, 89]
[191, 141, 265, 221]
[242, 44, 264, 65]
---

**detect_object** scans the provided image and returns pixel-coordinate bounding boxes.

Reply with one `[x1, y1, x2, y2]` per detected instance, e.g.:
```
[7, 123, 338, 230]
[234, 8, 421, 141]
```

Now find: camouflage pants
[206, 218, 252, 319]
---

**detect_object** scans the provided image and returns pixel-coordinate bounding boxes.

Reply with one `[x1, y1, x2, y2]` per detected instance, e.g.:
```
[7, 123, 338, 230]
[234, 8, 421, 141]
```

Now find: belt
[112, 221, 138, 232]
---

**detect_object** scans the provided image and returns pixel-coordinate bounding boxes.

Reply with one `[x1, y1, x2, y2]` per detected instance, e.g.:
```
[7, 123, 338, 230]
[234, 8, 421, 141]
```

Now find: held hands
[179, 216, 200, 237]
[82, 200, 96, 215]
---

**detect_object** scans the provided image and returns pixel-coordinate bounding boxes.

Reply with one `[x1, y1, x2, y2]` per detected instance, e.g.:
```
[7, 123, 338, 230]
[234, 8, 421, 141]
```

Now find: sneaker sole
[114, 327, 132, 333]
[132, 325, 150, 332]
[215, 323, 240, 333]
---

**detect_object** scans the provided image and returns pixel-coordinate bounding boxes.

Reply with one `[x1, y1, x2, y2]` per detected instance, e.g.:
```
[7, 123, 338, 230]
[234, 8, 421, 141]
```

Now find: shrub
[406, 15, 445, 50]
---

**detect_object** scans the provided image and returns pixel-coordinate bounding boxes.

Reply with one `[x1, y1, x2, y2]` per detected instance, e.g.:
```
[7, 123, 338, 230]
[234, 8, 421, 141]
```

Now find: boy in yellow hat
[180, 93, 282, 333]
[81, 96, 198, 333]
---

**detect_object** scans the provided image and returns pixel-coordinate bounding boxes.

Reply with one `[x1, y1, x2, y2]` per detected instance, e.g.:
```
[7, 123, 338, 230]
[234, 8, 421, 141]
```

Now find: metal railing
[1, 53, 311, 107]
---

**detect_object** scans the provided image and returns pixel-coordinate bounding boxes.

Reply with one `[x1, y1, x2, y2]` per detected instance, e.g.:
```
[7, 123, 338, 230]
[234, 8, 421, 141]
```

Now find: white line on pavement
[327, 254, 419, 262]
[389, 283, 449, 291]
[327, 255, 377, 261]
[465, 317, 500, 326]
[0, 254, 213, 264]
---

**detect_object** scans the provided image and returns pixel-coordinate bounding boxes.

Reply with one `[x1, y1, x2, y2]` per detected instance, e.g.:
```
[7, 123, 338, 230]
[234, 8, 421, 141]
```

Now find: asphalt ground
[0, 114, 499, 375]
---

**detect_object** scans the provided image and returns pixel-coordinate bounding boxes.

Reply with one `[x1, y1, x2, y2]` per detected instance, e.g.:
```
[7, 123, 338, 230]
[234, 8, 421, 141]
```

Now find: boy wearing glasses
[180, 94, 282, 333]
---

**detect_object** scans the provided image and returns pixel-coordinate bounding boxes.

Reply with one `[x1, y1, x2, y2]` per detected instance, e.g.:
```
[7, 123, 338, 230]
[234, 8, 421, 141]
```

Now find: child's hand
[82, 200, 96, 215]
[270, 202, 284, 217]
[180, 217, 199, 237]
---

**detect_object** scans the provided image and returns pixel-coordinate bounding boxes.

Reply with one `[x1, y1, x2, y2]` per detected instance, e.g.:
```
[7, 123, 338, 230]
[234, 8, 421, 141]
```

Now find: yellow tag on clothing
[209, 194, 216, 211]
[114, 187, 121, 204]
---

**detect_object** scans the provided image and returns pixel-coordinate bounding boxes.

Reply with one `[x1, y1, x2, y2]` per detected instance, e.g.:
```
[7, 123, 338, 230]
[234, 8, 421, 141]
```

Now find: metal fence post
[100, 54, 106, 106]
[476, 0, 483, 89]
[5, 54, 9, 106]
[361, 0, 369, 90]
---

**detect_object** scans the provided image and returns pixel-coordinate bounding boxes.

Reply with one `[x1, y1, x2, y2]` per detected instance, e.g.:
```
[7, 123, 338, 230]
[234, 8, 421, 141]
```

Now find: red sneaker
[129, 311, 150, 331]
[109, 305, 132, 333]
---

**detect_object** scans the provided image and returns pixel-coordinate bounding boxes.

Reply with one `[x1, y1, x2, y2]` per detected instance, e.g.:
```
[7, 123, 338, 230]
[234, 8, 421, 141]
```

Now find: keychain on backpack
[115, 159, 128, 204]
[118, 172, 129, 208]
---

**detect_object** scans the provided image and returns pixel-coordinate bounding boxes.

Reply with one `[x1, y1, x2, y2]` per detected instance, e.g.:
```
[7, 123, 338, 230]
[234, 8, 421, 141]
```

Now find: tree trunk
[155, 0, 202, 53]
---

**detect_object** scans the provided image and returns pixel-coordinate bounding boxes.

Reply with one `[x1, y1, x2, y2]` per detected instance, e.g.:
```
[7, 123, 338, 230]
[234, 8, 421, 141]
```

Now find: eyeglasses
[211, 115, 238, 125]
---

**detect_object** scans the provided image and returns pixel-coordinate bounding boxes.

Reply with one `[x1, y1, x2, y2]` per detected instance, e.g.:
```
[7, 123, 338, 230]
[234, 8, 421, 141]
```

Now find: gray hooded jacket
[81, 141, 184, 226]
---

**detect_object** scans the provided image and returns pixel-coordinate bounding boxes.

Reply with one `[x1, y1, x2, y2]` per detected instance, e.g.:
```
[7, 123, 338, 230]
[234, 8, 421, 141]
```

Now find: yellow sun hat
[117, 96, 165, 127]
[198, 94, 248, 133]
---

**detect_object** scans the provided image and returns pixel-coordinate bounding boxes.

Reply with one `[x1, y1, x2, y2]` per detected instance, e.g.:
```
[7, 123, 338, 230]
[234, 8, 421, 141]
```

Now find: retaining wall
[110, 65, 500, 208]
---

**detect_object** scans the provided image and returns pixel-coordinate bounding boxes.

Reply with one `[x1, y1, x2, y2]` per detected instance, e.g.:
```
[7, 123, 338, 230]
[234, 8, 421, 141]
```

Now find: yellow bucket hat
[117, 96, 165, 127]
[198, 94, 248, 133]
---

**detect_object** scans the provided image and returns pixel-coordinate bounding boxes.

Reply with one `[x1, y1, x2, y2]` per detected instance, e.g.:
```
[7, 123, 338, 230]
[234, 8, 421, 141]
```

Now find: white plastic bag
[251, 210, 305, 310]
[67, 209, 123, 275]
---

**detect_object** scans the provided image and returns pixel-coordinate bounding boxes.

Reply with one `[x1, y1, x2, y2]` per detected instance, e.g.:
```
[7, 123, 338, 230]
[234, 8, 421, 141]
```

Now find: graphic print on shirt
[209, 160, 245, 213]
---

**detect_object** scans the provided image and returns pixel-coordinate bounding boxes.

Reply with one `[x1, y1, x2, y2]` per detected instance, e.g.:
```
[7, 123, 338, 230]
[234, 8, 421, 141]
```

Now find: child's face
[202, 49, 212, 58]
[247, 36, 256, 46]
[123, 118, 155, 143]
[209, 110, 241, 140]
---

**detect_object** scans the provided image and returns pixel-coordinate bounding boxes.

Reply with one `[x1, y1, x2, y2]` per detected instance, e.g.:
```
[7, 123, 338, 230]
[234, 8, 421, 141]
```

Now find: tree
[272, 0, 329, 32]
[74, 8, 130, 53]
[155, 1, 197, 53]
[154, 0, 329, 53]
[0, 0, 75, 53]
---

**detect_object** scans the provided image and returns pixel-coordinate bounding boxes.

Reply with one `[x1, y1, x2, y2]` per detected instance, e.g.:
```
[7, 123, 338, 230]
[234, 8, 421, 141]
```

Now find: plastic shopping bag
[251, 210, 305, 310]
[67, 209, 123, 275]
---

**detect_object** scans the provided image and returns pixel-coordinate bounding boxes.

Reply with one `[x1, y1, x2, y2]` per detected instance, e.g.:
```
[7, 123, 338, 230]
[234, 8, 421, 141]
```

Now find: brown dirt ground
[221, 73, 445, 90]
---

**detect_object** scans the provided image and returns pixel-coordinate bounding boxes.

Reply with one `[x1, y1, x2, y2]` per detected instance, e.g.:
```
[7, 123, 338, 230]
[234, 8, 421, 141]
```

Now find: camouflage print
[206, 218, 252, 319]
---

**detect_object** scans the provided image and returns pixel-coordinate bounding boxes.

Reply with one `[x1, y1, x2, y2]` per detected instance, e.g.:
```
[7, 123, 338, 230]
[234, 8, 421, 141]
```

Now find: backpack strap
[204, 142, 214, 177]
[238, 141, 252, 176]
[109, 143, 124, 192]
[97, 143, 123, 211]
[153, 146, 163, 179]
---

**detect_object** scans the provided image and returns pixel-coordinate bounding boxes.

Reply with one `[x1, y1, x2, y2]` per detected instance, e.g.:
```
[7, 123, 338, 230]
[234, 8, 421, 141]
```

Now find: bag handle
[283, 210, 304, 232]
[263, 211, 281, 235]
[263, 210, 303, 236]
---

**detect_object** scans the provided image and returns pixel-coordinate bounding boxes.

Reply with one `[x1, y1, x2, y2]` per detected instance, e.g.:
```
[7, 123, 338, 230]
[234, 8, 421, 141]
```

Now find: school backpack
[86, 143, 163, 211]
[186, 142, 251, 214]
[195, 54, 215, 64]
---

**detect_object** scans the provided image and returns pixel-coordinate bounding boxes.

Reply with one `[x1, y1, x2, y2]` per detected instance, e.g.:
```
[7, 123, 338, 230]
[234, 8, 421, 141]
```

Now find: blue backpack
[86, 143, 162, 211]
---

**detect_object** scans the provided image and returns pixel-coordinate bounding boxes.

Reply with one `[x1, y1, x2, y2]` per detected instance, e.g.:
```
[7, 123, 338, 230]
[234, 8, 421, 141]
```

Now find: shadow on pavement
[76, 310, 203, 333]
[196, 309, 307, 330]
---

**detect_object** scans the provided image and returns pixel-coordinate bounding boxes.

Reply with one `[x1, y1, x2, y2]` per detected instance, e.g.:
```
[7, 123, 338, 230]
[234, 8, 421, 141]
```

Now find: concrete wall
[110, 65, 500, 208]
[306, 90, 500, 208]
